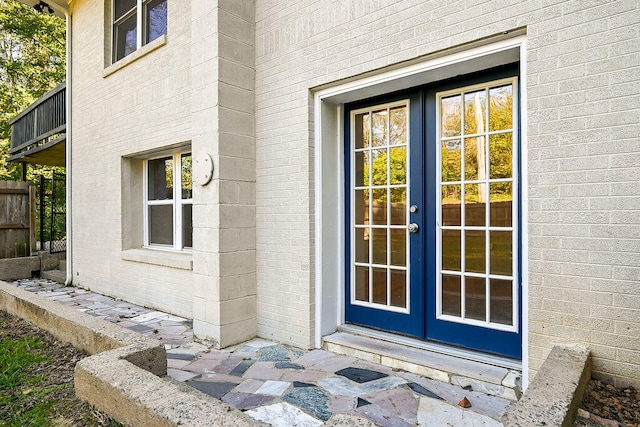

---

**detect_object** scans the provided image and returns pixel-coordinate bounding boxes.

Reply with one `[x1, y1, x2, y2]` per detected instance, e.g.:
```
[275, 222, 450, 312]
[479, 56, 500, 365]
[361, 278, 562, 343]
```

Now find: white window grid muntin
[143, 152, 192, 251]
[435, 77, 519, 333]
[113, 0, 160, 62]
[350, 100, 410, 314]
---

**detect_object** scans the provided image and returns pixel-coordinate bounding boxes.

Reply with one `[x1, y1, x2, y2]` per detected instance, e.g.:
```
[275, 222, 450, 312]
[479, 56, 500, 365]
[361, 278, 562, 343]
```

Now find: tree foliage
[0, 0, 65, 179]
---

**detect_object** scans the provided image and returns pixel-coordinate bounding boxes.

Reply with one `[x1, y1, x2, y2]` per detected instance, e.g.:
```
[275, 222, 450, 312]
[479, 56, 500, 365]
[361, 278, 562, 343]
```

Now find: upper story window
[113, 0, 167, 63]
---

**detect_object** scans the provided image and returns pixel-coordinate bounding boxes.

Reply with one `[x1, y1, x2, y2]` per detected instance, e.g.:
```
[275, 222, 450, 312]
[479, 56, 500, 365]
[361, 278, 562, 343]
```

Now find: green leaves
[0, 0, 65, 178]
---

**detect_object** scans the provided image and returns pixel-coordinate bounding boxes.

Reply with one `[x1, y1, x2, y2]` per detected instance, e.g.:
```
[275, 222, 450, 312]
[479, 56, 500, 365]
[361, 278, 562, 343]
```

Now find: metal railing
[10, 82, 66, 154]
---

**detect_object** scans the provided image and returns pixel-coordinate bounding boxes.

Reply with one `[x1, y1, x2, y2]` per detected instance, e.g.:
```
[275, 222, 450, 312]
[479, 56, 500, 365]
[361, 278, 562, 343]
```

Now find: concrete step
[41, 269, 66, 284]
[323, 328, 522, 401]
[59, 259, 66, 271]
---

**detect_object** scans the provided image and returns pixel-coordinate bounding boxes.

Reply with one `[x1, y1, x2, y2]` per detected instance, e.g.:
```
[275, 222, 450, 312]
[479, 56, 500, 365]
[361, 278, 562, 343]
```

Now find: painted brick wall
[70, 0, 194, 317]
[254, 0, 640, 386]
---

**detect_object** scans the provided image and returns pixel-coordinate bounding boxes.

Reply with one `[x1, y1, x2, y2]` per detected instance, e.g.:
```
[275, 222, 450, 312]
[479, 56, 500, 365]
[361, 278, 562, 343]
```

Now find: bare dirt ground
[0, 311, 121, 426]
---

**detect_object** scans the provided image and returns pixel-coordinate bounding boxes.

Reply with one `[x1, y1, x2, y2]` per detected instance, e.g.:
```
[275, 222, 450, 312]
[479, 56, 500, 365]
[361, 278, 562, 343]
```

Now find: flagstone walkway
[10, 278, 511, 426]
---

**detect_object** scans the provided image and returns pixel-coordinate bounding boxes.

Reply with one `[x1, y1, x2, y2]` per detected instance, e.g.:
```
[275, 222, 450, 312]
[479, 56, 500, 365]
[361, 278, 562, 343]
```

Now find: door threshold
[325, 325, 522, 401]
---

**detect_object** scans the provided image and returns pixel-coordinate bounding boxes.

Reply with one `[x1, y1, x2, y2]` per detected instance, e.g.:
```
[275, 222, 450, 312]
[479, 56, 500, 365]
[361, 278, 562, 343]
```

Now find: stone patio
[10, 278, 511, 426]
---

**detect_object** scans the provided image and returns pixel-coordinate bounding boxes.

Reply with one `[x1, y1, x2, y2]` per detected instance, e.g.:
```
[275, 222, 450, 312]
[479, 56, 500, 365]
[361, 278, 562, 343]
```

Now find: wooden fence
[0, 181, 36, 258]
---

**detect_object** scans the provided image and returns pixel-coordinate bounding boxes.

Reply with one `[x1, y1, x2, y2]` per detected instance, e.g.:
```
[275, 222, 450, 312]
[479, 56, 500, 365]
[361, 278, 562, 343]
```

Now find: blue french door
[345, 64, 522, 359]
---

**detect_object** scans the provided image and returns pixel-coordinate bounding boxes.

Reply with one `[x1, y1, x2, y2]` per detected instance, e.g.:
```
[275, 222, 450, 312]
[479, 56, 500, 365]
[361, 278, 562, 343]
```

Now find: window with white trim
[144, 153, 192, 250]
[113, 0, 167, 62]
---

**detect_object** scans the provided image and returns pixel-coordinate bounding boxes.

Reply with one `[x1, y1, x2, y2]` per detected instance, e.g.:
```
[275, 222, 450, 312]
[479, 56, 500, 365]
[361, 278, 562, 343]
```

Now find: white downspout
[48, 1, 72, 286]
[64, 10, 72, 286]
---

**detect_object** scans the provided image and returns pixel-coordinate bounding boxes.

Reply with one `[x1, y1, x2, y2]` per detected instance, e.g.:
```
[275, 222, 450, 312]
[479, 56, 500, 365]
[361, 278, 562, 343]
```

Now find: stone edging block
[501, 344, 591, 427]
[0, 281, 264, 426]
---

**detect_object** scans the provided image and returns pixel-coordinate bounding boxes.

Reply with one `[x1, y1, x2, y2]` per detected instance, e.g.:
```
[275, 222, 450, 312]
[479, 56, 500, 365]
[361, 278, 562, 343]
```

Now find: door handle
[408, 223, 419, 233]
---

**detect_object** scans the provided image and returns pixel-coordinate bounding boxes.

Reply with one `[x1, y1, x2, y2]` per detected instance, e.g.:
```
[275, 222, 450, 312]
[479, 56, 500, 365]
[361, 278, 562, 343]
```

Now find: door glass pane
[148, 157, 173, 200]
[355, 151, 369, 187]
[489, 85, 513, 132]
[489, 133, 512, 179]
[441, 139, 461, 182]
[490, 231, 512, 276]
[372, 228, 387, 265]
[441, 95, 462, 137]
[438, 79, 517, 331]
[371, 149, 388, 186]
[351, 102, 409, 313]
[465, 184, 486, 226]
[442, 185, 461, 226]
[389, 107, 407, 145]
[465, 230, 485, 274]
[464, 90, 487, 135]
[355, 113, 370, 149]
[490, 279, 513, 325]
[372, 268, 387, 304]
[390, 188, 406, 225]
[390, 229, 406, 266]
[442, 275, 461, 316]
[464, 137, 486, 181]
[390, 147, 406, 185]
[354, 190, 369, 225]
[355, 266, 369, 302]
[390, 269, 406, 308]
[490, 183, 512, 227]
[372, 110, 388, 147]
[465, 276, 486, 321]
[181, 154, 192, 199]
[182, 203, 192, 248]
[442, 229, 460, 271]
[149, 204, 173, 245]
[355, 227, 369, 263]
[146, 0, 167, 44]
[371, 189, 387, 225]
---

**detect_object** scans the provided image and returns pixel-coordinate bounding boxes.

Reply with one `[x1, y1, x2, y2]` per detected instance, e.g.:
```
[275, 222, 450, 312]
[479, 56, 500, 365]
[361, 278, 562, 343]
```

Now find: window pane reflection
[465, 230, 485, 274]
[489, 85, 513, 132]
[372, 110, 388, 147]
[149, 205, 173, 245]
[390, 229, 406, 266]
[390, 107, 407, 145]
[464, 137, 486, 181]
[441, 139, 461, 182]
[490, 279, 513, 325]
[441, 95, 462, 137]
[465, 184, 486, 226]
[390, 270, 406, 308]
[464, 90, 487, 135]
[355, 227, 369, 263]
[490, 183, 512, 227]
[146, 0, 167, 44]
[182, 204, 192, 248]
[390, 188, 406, 225]
[442, 229, 461, 271]
[355, 266, 369, 302]
[372, 228, 387, 265]
[489, 133, 512, 179]
[390, 147, 406, 185]
[442, 275, 461, 316]
[490, 231, 512, 276]
[442, 185, 461, 226]
[372, 268, 387, 304]
[181, 154, 192, 199]
[355, 113, 370, 149]
[148, 157, 173, 200]
[465, 276, 486, 321]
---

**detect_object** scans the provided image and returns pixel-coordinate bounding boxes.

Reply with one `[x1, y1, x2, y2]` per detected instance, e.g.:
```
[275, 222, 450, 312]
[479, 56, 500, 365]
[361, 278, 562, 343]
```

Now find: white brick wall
[254, 0, 640, 386]
[71, 0, 194, 317]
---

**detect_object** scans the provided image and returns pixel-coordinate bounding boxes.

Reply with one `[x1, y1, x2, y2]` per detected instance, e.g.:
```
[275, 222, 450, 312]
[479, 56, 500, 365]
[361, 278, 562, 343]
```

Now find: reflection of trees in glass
[440, 85, 513, 202]
[364, 148, 406, 203]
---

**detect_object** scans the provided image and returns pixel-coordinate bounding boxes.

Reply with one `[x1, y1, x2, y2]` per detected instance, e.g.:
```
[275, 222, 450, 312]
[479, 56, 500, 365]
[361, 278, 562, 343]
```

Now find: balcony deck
[8, 82, 66, 167]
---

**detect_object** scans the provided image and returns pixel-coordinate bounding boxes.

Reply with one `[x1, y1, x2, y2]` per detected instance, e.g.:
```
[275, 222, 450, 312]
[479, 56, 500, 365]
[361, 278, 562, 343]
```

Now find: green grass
[0, 335, 57, 426]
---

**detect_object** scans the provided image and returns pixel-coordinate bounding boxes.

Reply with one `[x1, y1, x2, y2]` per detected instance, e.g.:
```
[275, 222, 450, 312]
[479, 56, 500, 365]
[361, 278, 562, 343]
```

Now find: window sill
[103, 35, 167, 78]
[121, 248, 192, 270]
